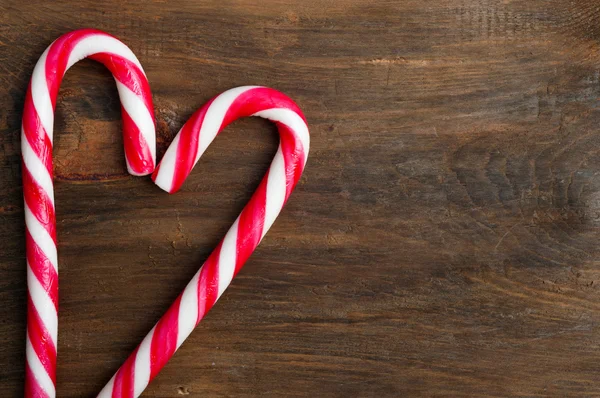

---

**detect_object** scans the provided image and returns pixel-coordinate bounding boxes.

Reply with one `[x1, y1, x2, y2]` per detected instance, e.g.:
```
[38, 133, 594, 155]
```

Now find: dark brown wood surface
[2, 0, 600, 396]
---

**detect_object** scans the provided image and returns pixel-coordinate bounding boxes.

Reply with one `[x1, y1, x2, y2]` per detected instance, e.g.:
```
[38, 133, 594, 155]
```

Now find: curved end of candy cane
[124, 123, 156, 177]
[151, 164, 175, 193]
[151, 86, 310, 195]
[151, 128, 182, 193]
[116, 79, 156, 177]
[151, 159, 179, 193]
[127, 161, 155, 177]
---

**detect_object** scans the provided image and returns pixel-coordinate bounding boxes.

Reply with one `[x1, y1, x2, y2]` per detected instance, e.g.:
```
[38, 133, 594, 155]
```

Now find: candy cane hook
[23, 29, 155, 397]
[99, 86, 309, 397]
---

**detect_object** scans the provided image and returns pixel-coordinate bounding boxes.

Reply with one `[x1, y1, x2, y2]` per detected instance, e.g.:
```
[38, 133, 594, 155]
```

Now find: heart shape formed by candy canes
[22, 29, 309, 398]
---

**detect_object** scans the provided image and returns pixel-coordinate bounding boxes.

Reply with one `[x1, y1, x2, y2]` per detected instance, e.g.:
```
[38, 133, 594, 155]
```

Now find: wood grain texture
[2, 0, 600, 396]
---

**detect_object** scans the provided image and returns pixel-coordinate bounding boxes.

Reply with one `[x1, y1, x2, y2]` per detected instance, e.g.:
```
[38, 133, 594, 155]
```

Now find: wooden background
[2, 0, 600, 396]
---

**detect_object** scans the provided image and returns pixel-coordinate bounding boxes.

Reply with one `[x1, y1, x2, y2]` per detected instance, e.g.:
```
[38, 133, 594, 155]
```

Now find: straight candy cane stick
[98, 86, 309, 397]
[23, 29, 155, 398]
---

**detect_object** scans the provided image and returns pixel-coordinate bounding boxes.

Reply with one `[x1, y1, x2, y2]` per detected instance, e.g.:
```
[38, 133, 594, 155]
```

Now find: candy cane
[98, 86, 309, 397]
[22, 29, 155, 398]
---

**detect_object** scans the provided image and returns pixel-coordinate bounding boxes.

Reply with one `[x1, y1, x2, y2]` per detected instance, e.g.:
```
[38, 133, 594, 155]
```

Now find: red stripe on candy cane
[25, 363, 50, 398]
[22, 85, 53, 177]
[22, 164, 56, 243]
[27, 294, 57, 383]
[171, 98, 215, 192]
[25, 230, 58, 309]
[149, 295, 181, 380]
[120, 107, 155, 175]
[235, 170, 269, 275]
[197, 239, 222, 321]
[111, 346, 138, 398]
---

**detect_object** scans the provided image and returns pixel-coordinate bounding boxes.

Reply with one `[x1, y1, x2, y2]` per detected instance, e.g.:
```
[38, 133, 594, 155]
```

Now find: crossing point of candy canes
[22, 29, 309, 398]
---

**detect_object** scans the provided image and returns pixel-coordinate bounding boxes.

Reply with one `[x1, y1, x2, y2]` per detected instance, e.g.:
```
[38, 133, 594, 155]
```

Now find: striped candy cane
[98, 86, 309, 397]
[23, 29, 155, 398]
